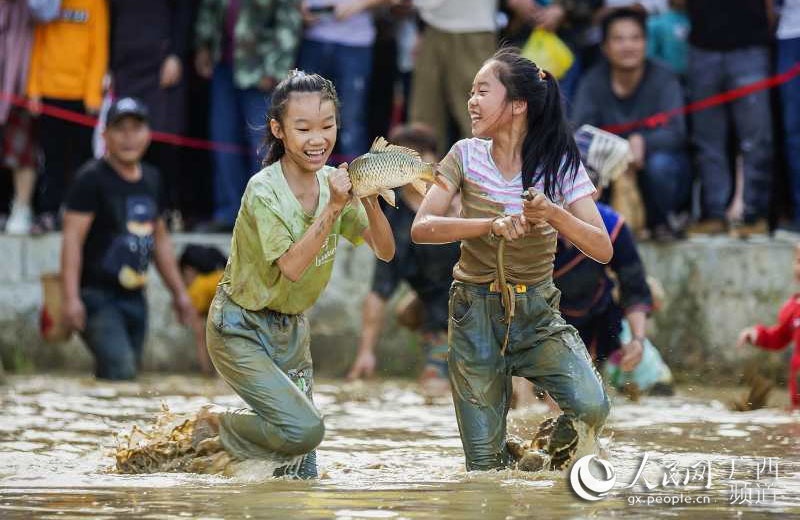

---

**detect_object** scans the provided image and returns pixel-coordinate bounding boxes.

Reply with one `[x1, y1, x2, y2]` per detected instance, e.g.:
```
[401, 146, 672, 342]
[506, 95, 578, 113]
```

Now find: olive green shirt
[221, 161, 369, 314]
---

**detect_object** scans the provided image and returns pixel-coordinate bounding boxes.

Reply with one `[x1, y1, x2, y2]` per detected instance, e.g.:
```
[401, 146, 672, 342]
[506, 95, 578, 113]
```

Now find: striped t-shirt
[438, 138, 596, 286]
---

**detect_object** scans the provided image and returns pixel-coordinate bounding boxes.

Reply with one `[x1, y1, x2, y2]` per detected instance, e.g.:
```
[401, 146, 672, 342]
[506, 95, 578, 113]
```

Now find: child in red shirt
[737, 244, 800, 409]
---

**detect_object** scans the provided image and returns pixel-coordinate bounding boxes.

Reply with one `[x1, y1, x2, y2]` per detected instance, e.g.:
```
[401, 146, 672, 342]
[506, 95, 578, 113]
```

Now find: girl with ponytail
[199, 71, 395, 479]
[411, 48, 613, 472]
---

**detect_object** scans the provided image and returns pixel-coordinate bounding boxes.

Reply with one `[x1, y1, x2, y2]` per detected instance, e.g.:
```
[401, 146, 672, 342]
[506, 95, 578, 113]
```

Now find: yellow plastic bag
[521, 28, 574, 79]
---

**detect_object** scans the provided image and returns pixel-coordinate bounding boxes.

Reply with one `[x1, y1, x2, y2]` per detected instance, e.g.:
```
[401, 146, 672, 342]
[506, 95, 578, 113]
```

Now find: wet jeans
[447, 280, 610, 471]
[81, 287, 147, 381]
[206, 287, 321, 478]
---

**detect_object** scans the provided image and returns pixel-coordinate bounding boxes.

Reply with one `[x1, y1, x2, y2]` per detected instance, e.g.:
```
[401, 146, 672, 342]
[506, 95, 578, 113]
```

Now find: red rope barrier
[0, 91, 249, 154]
[601, 62, 800, 134]
[3, 62, 799, 151]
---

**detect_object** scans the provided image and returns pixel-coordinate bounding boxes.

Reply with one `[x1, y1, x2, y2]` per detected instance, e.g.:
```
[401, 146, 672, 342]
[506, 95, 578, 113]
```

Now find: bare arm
[153, 218, 195, 326]
[620, 309, 646, 371]
[277, 169, 353, 282]
[524, 194, 612, 264]
[61, 211, 94, 331]
[278, 204, 344, 282]
[361, 195, 395, 262]
[411, 182, 494, 244]
[347, 291, 386, 380]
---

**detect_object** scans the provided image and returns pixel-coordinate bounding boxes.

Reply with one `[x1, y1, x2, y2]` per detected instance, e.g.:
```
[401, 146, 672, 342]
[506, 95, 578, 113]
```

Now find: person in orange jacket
[26, 0, 108, 232]
[737, 243, 800, 410]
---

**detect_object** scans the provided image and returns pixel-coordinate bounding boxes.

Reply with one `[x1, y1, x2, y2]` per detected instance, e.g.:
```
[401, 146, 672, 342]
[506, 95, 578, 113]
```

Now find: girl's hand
[737, 327, 758, 349]
[328, 164, 353, 211]
[492, 214, 528, 241]
[522, 192, 555, 224]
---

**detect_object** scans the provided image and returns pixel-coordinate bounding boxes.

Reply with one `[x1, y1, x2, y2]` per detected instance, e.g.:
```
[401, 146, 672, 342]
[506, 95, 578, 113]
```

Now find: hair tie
[538, 69, 546, 81]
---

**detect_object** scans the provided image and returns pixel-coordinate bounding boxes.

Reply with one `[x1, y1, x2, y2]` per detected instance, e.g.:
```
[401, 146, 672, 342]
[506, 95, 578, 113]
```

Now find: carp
[347, 136, 448, 207]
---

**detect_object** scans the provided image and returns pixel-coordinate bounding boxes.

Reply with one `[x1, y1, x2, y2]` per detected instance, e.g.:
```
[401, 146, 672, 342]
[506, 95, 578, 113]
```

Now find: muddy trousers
[206, 288, 322, 478]
[447, 280, 610, 471]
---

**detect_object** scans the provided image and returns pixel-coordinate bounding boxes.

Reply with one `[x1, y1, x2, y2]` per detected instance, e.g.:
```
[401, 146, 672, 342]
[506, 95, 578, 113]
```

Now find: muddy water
[1, 375, 799, 519]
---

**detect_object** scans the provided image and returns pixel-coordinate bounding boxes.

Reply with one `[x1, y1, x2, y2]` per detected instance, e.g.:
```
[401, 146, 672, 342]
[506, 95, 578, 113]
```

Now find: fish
[347, 136, 448, 207]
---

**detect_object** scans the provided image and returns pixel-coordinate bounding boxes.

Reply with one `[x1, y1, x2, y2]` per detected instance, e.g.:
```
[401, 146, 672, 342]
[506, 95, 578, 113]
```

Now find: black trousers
[37, 98, 93, 214]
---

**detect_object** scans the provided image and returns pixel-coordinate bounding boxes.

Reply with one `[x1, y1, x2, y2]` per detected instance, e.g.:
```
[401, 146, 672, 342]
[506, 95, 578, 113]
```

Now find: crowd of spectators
[0, 0, 798, 240]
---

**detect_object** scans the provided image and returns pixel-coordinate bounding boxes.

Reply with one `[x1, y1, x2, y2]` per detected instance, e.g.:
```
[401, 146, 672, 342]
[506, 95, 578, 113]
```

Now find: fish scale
[347, 136, 447, 207]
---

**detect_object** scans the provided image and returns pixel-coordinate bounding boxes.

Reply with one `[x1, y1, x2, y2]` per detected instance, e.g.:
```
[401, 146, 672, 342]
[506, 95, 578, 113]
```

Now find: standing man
[61, 98, 195, 381]
[194, 0, 302, 230]
[409, 0, 497, 155]
[686, 0, 774, 236]
[109, 0, 194, 221]
[27, 0, 109, 232]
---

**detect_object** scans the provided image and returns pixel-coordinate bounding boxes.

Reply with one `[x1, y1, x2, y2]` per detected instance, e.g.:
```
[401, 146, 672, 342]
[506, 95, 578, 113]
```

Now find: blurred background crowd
[0, 0, 798, 241]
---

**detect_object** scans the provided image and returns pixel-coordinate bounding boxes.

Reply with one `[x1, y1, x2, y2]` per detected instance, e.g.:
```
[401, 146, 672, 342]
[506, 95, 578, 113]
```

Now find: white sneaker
[6, 203, 32, 234]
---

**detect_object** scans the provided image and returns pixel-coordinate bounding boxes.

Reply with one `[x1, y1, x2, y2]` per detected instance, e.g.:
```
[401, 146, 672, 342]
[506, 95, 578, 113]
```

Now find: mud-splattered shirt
[221, 160, 368, 314]
[437, 138, 595, 286]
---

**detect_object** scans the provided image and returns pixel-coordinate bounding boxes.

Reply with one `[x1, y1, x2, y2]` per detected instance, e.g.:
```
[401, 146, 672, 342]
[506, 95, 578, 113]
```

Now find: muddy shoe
[506, 435, 530, 462]
[531, 417, 556, 450]
[195, 435, 223, 456]
[545, 415, 579, 471]
[273, 450, 318, 479]
[192, 407, 221, 449]
[188, 450, 234, 474]
[518, 449, 549, 472]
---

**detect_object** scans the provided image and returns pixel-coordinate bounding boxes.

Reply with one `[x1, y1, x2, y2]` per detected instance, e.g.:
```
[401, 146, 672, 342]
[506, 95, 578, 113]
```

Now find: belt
[489, 281, 528, 293]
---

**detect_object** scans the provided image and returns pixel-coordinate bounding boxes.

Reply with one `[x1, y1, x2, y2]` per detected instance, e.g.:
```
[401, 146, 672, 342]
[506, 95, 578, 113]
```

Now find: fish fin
[410, 179, 428, 196]
[369, 136, 421, 160]
[379, 188, 396, 207]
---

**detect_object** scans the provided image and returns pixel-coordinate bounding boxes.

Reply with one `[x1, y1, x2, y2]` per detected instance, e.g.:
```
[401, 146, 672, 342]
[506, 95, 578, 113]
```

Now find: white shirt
[778, 0, 800, 40]
[304, 0, 375, 47]
[414, 0, 497, 33]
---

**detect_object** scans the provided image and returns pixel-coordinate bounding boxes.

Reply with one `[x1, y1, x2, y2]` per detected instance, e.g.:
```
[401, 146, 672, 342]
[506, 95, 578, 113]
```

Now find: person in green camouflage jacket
[194, 0, 303, 229]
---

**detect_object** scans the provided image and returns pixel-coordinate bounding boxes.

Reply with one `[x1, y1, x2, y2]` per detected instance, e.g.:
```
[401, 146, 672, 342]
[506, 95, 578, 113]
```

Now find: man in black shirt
[61, 97, 195, 380]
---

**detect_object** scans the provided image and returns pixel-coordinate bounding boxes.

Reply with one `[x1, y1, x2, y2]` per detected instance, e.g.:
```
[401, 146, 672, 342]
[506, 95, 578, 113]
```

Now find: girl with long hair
[411, 48, 613, 472]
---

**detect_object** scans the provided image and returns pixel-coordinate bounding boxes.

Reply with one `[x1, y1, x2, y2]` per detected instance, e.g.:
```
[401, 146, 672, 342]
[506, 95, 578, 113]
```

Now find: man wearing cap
[61, 97, 196, 380]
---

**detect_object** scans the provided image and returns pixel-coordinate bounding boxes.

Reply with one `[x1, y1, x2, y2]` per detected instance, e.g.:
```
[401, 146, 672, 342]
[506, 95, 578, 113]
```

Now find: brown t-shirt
[437, 138, 595, 286]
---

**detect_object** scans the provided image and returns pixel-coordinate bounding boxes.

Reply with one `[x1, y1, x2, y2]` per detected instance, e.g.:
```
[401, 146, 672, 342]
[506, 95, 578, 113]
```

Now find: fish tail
[420, 163, 450, 191]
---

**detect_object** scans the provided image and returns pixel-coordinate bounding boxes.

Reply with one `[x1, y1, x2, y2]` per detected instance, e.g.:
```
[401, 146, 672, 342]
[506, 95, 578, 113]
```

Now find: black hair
[263, 70, 340, 166]
[387, 123, 438, 156]
[488, 47, 580, 200]
[601, 7, 647, 43]
[179, 245, 227, 274]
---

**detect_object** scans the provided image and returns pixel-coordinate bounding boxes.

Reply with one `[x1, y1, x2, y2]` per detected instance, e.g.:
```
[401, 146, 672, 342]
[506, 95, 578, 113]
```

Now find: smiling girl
[199, 71, 395, 478]
[411, 48, 613, 472]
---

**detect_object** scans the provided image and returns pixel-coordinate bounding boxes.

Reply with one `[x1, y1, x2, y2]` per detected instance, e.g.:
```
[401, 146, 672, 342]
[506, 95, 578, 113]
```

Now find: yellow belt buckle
[515, 284, 527, 294]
